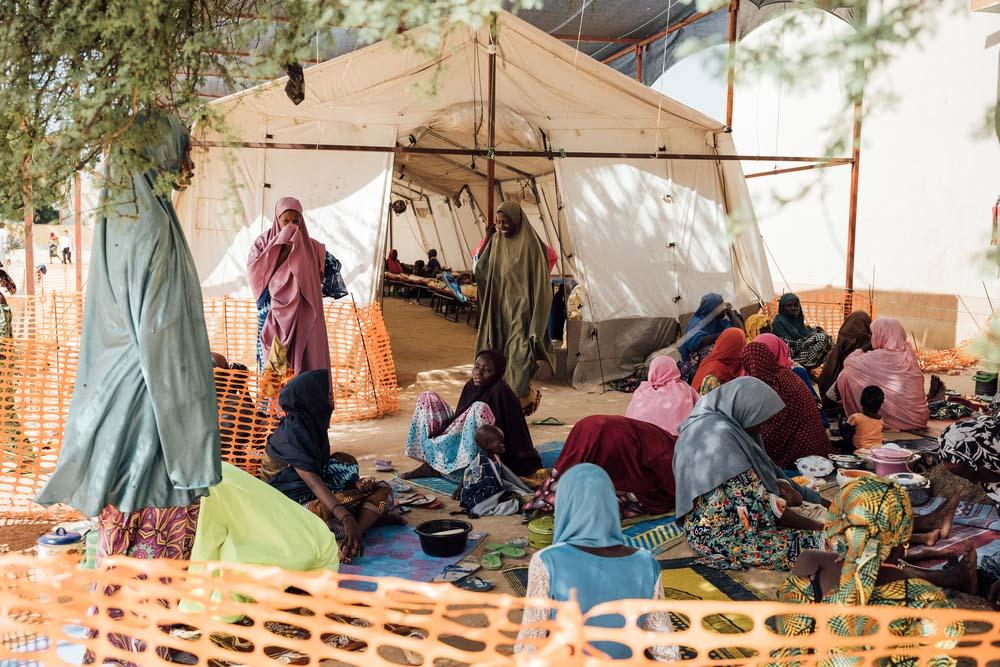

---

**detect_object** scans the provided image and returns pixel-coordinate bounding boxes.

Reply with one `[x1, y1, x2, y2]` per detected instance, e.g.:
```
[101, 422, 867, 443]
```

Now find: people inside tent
[817, 310, 872, 409]
[690, 328, 746, 395]
[835, 317, 929, 431]
[775, 478, 965, 666]
[741, 341, 831, 468]
[516, 464, 678, 661]
[261, 370, 401, 562]
[426, 248, 443, 276]
[412, 259, 428, 277]
[624, 356, 700, 437]
[385, 248, 404, 274]
[36, 113, 221, 566]
[753, 333, 827, 424]
[474, 201, 554, 416]
[673, 378, 824, 571]
[842, 385, 886, 450]
[247, 196, 348, 374]
[743, 310, 771, 341]
[770, 293, 834, 369]
[678, 293, 745, 382]
[403, 349, 542, 481]
[524, 415, 675, 519]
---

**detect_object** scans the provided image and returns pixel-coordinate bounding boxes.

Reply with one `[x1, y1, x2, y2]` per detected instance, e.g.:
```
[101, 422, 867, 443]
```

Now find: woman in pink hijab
[624, 356, 700, 436]
[248, 197, 347, 375]
[836, 318, 929, 431]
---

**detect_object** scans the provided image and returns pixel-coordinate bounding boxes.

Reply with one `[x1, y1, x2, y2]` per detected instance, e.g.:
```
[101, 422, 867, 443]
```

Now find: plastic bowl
[836, 468, 877, 487]
[414, 520, 473, 558]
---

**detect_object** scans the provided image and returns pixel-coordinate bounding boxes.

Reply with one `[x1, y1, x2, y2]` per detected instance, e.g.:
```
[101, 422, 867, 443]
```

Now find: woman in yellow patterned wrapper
[775, 477, 964, 667]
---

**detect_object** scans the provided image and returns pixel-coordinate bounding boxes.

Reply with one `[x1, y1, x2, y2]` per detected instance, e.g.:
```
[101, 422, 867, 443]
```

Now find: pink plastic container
[871, 447, 918, 476]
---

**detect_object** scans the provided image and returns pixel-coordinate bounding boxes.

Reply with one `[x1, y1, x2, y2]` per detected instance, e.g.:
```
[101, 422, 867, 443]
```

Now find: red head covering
[691, 328, 746, 390]
[754, 333, 794, 369]
[742, 342, 830, 467]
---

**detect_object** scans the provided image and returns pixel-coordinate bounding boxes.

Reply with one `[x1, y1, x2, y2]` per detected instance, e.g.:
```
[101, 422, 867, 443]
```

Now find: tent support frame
[744, 159, 852, 179]
[724, 0, 739, 130]
[486, 17, 498, 230]
[194, 141, 853, 165]
[845, 95, 863, 295]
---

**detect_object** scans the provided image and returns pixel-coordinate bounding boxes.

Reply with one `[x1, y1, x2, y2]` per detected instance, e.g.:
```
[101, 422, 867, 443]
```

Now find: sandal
[375, 458, 394, 473]
[389, 478, 413, 494]
[453, 575, 494, 592]
[399, 494, 436, 507]
[531, 417, 564, 426]
[485, 543, 526, 559]
[480, 552, 502, 570]
[431, 557, 480, 583]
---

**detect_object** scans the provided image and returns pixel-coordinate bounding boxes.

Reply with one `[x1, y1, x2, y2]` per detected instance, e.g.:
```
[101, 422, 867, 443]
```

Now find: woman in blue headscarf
[678, 293, 744, 383]
[516, 464, 677, 661]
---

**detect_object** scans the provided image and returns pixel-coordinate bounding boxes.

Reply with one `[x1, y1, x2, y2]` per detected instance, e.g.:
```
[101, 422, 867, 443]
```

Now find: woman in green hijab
[473, 202, 553, 415]
[771, 293, 833, 369]
[36, 112, 221, 562]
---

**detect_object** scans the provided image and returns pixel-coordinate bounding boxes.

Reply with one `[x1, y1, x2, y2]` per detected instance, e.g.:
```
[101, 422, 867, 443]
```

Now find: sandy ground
[1, 296, 992, 610]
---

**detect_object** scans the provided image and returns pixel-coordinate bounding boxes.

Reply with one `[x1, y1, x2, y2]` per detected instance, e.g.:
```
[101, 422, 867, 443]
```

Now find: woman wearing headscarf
[625, 356, 700, 437]
[817, 310, 872, 408]
[836, 317, 929, 431]
[36, 113, 220, 562]
[404, 349, 541, 480]
[262, 369, 397, 561]
[691, 327, 746, 395]
[742, 342, 830, 468]
[771, 293, 834, 369]
[385, 248, 404, 274]
[474, 202, 554, 415]
[744, 310, 770, 341]
[678, 293, 744, 382]
[754, 332, 829, 425]
[776, 477, 963, 666]
[524, 415, 676, 518]
[674, 378, 824, 570]
[516, 464, 677, 661]
[939, 401, 1000, 505]
[426, 248, 442, 275]
[247, 196, 347, 375]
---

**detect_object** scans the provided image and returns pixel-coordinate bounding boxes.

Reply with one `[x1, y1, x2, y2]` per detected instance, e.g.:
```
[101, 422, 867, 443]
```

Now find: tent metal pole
[551, 33, 641, 44]
[486, 16, 498, 230]
[194, 141, 851, 164]
[724, 0, 739, 131]
[845, 95, 863, 295]
[73, 171, 83, 292]
[425, 130, 533, 179]
[22, 158, 34, 296]
[635, 45, 643, 82]
[744, 159, 853, 179]
[602, 10, 715, 64]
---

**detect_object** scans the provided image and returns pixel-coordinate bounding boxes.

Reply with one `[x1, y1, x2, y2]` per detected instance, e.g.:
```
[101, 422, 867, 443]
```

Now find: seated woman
[743, 310, 770, 341]
[426, 249, 443, 275]
[385, 248, 404, 274]
[403, 349, 541, 480]
[817, 310, 872, 409]
[742, 341, 831, 467]
[624, 356, 700, 437]
[776, 477, 965, 667]
[690, 327, 746, 395]
[261, 369, 400, 561]
[525, 415, 676, 519]
[516, 464, 677, 661]
[674, 377, 824, 570]
[836, 317, 929, 431]
[770, 293, 834, 369]
[678, 293, 744, 382]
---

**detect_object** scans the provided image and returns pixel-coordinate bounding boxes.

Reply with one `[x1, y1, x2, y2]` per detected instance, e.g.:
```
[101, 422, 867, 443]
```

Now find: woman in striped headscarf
[776, 477, 966, 667]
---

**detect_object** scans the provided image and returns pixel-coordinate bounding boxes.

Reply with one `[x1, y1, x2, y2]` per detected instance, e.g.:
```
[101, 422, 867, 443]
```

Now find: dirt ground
[1, 296, 992, 609]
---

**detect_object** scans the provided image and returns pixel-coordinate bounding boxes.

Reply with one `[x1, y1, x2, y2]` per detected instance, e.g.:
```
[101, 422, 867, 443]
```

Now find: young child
[845, 385, 885, 450]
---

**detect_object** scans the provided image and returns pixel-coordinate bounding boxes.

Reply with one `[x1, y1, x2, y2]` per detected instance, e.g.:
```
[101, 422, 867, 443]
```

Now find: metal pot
[829, 454, 865, 470]
[887, 472, 931, 507]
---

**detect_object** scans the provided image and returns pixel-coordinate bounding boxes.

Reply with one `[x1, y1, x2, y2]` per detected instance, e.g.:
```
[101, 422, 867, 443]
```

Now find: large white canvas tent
[176, 11, 774, 386]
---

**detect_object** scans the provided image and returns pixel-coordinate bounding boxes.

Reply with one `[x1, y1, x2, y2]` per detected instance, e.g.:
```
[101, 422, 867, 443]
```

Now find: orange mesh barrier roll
[766, 292, 875, 341]
[0, 555, 997, 666]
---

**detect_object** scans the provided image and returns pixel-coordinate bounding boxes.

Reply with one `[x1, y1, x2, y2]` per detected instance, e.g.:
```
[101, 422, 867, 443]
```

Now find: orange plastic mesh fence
[2, 294, 399, 424]
[0, 555, 996, 667]
[765, 293, 875, 341]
